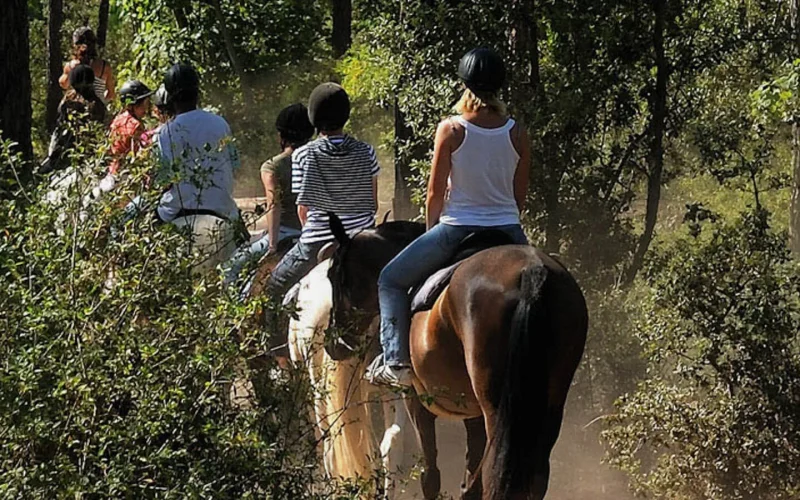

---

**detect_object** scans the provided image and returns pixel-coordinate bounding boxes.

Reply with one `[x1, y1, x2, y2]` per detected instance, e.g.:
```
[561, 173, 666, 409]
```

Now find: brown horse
[326, 217, 588, 500]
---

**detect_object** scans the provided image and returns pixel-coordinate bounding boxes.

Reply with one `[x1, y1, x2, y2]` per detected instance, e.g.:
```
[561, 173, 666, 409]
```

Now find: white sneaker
[365, 355, 413, 388]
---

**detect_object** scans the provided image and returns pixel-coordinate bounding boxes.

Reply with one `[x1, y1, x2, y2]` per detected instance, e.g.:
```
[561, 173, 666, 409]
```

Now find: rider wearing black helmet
[365, 47, 531, 388]
[262, 104, 314, 250]
[223, 103, 315, 285]
[154, 63, 239, 228]
[261, 83, 379, 357]
[163, 63, 200, 114]
[109, 80, 153, 176]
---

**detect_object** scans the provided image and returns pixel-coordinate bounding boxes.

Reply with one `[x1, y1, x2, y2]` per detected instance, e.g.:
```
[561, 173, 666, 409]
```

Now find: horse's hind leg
[461, 416, 485, 500]
[381, 397, 408, 499]
[405, 396, 440, 500]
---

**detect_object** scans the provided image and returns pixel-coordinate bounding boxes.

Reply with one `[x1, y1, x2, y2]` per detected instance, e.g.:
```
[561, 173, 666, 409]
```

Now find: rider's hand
[268, 246, 278, 255]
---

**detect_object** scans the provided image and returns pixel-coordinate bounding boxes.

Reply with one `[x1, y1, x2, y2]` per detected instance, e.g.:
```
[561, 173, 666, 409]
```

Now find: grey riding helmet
[153, 84, 171, 112]
[307, 83, 350, 131]
[119, 80, 154, 107]
[457, 47, 506, 94]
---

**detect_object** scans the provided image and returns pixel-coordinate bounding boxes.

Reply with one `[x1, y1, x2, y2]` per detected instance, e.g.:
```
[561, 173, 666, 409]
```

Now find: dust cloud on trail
[393, 399, 633, 500]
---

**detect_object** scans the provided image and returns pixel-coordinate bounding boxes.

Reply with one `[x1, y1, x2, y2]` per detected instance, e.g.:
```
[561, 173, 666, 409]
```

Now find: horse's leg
[461, 416, 486, 500]
[380, 396, 407, 499]
[405, 395, 440, 500]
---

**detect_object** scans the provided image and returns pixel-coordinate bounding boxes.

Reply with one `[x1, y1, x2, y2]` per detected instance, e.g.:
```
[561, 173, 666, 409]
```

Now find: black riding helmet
[164, 63, 200, 103]
[457, 47, 506, 94]
[308, 83, 350, 131]
[119, 80, 154, 107]
[276, 103, 315, 145]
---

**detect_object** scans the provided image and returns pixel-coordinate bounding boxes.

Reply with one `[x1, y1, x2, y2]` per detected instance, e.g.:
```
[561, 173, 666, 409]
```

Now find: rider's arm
[260, 163, 281, 252]
[102, 61, 116, 102]
[426, 120, 454, 230]
[372, 176, 378, 213]
[58, 62, 73, 90]
[512, 124, 531, 212]
[298, 204, 309, 226]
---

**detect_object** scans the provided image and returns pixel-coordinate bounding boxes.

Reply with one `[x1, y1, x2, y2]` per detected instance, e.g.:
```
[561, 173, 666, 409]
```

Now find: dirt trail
[393, 401, 633, 499]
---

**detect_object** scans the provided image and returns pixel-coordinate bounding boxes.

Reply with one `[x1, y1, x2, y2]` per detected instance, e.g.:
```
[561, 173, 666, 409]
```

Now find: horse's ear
[381, 210, 392, 225]
[317, 241, 339, 262]
[328, 212, 350, 245]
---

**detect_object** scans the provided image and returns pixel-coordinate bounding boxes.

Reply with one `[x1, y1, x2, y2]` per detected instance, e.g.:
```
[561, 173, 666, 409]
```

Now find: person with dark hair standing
[223, 103, 315, 284]
[365, 48, 531, 387]
[40, 64, 107, 174]
[59, 27, 115, 104]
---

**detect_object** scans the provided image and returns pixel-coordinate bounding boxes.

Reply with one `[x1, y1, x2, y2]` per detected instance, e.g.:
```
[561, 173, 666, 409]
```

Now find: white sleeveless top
[440, 116, 521, 227]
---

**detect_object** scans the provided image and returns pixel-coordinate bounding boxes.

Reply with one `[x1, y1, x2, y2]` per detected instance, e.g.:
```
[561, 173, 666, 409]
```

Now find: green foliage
[115, 0, 324, 89]
[0, 134, 366, 498]
[603, 209, 800, 499]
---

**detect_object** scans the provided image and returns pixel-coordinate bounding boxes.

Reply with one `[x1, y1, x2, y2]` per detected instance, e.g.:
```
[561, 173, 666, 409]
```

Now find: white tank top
[439, 116, 521, 227]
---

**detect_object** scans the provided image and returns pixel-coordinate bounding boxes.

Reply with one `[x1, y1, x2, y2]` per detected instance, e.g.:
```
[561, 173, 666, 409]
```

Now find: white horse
[45, 166, 238, 279]
[288, 259, 411, 497]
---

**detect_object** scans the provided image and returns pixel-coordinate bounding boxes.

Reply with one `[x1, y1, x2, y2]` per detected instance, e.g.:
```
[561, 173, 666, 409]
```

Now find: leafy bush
[603, 208, 800, 499]
[0, 136, 362, 498]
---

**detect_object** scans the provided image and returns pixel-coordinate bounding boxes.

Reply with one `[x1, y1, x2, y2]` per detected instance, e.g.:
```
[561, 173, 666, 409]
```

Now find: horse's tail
[489, 264, 550, 500]
[321, 353, 377, 479]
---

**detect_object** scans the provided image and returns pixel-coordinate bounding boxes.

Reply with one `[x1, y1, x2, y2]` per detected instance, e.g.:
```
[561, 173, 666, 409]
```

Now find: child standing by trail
[263, 83, 379, 354]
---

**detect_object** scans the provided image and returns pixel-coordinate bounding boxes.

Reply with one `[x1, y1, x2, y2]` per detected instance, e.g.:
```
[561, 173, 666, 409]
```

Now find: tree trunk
[173, 4, 190, 29]
[46, 0, 64, 133]
[96, 0, 110, 51]
[331, 0, 352, 58]
[625, 0, 668, 284]
[208, 0, 251, 101]
[0, 0, 33, 168]
[393, 101, 423, 221]
[527, 0, 562, 253]
[511, 0, 557, 251]
[789, 0, 800, 253]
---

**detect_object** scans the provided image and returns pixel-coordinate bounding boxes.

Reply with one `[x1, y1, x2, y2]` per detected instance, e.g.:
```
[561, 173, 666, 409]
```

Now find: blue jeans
[378, 223, 528, 366]
[222, 226, 302, 286]
[265, 239, 326, 300]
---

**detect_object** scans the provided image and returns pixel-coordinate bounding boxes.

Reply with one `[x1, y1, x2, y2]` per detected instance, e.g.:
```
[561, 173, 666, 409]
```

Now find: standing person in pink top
[365, 47, 531, 387]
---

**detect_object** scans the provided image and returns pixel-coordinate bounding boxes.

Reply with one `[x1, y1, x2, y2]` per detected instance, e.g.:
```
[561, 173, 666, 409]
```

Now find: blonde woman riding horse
[325, 48, 588, 500]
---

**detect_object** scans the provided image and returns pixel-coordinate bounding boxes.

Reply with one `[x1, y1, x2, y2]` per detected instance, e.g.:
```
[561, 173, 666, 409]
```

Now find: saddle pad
[410, 262, 461, 314]
[407, 229, 519, 314]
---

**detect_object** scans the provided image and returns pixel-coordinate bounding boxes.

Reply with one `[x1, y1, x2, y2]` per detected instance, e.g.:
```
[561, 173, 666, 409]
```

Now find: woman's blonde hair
[454, 88, 507, 116]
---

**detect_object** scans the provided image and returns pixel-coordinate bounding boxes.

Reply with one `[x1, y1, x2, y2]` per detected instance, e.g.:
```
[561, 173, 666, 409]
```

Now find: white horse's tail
[289, 260, 378, 481]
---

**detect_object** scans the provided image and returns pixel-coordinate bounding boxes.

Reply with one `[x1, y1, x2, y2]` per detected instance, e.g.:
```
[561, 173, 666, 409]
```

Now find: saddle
[409, 229, 516, 314]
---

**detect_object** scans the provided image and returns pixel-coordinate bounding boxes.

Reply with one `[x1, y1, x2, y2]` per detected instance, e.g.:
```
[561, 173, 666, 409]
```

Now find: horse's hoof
[421, 467, 441, 500]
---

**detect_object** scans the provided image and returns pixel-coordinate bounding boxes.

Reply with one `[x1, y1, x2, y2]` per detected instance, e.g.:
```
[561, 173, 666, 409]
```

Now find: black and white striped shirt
[292, 135, 379, 244]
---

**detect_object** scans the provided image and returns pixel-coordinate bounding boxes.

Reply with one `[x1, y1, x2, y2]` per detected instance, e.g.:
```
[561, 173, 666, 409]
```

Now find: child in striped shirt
[264, 83, 379, 354]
